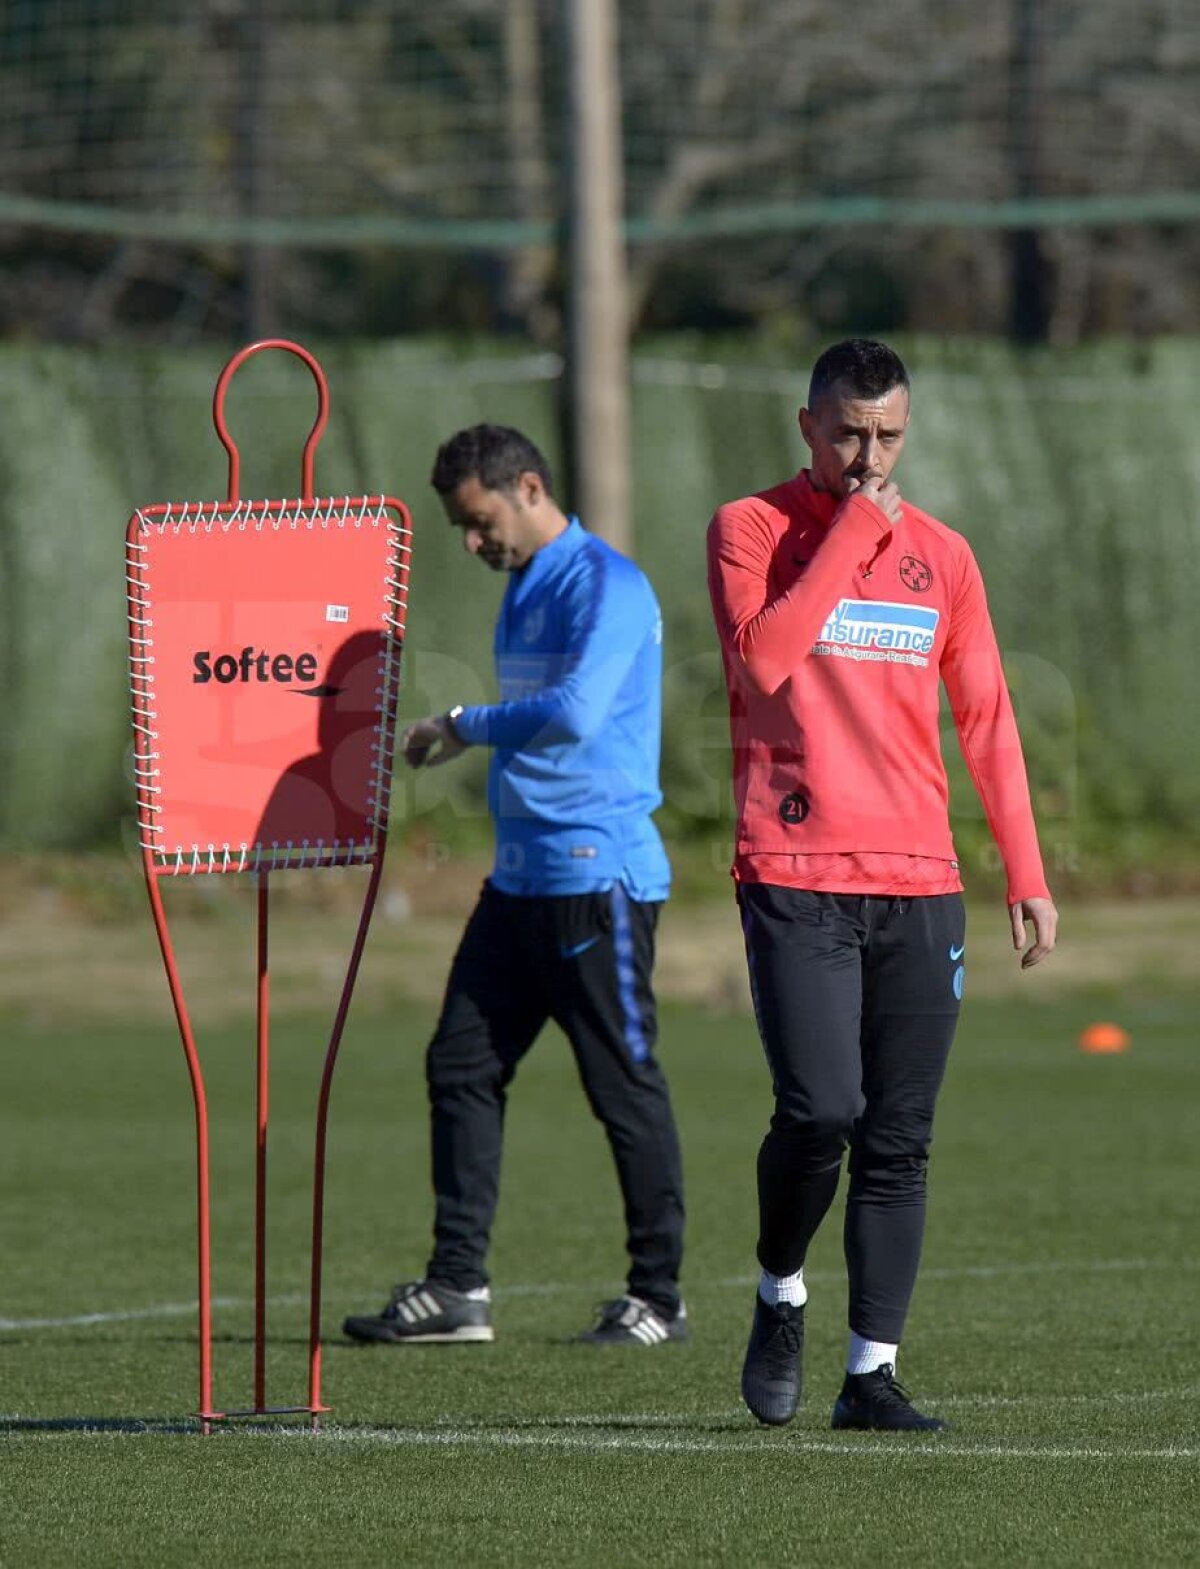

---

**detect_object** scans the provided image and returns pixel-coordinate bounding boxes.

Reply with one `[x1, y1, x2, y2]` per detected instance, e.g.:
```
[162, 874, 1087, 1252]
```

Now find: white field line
[230, 1425, 1200, 1460]
[3, 1255, 1196, 1333]
[0, 1296, 266, 1331]
[0, 1292, 249, 1330]
[1, 1416, 1196, 1460]
[723, 1257, 1200, 1289]
[936, 1386, 1200, 1409]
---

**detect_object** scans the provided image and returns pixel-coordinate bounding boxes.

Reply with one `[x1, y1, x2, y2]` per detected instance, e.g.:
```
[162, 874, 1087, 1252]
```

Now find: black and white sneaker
[577, 1295, 688, 1346]
[831, 1364, 947, 1431]
[741, 1293, 804, 1426]
[342, 1280, 494, 1345]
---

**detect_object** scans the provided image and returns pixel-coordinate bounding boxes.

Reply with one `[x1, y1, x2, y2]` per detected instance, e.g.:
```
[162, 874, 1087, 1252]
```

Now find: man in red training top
[707, 339, 1057, 1432]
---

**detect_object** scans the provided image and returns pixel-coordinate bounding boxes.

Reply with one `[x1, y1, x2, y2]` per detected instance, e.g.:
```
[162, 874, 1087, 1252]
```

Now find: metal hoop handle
[212, 339, 331, 504]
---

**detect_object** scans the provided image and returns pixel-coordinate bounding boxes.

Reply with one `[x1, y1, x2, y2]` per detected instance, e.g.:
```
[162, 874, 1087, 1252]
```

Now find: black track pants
[738, 884, 964, 1343]
[424, 881, 685, 1318]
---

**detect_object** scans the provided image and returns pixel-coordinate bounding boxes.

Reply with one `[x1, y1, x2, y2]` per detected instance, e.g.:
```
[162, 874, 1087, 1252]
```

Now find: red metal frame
[213, 337, 330, 506]
[129, 339, 406, 1431]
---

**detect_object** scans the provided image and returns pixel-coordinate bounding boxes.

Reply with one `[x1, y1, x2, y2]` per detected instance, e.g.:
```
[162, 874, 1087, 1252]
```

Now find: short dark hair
[430, 424, 554, 498]
[807, 339, 910, 409]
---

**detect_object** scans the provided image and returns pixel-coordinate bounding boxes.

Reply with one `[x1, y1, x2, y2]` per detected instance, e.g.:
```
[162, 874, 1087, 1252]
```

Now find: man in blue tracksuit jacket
[344, 424, 687, 1349]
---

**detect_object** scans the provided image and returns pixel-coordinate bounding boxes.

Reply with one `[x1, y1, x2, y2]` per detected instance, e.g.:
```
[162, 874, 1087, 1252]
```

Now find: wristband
[443, 704, 465, 742]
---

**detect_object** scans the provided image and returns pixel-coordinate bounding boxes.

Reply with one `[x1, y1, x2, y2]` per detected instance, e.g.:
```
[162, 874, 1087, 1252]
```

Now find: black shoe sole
[576, 1328, 689, 1346]
[831, 1400, 947, 1432]
[342, 1318, 494, 1345]
[741, 1380, 799, 1426]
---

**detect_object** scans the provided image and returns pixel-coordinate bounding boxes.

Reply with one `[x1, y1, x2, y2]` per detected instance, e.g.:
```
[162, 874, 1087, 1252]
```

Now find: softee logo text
[815, 599, 940, 655]
[193, 647, 320, 684]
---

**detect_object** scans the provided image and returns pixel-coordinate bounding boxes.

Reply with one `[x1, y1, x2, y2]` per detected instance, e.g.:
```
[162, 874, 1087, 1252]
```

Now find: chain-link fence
[1, 334, 1197, 874]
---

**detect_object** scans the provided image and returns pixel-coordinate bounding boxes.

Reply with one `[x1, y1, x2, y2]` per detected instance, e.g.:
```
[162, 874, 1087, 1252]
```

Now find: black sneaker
[831, 1364, 947, 1431]
[342, 1280, 494, 1345]
[741, 1294, 804, 1426]
[577, 1295, 688, 1346]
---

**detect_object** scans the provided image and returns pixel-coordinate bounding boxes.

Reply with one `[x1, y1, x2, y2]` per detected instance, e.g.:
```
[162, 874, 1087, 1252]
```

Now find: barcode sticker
[326, 604, 349, 623]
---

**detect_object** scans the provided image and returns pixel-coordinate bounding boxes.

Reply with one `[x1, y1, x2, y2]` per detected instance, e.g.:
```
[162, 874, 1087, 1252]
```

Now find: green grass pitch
[1, 979, 1197, 1566]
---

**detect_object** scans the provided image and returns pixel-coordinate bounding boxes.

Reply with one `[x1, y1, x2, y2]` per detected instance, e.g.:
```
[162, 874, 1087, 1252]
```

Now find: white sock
[758, 1268, 807, 1308]
[847, 1331, 897, 1375]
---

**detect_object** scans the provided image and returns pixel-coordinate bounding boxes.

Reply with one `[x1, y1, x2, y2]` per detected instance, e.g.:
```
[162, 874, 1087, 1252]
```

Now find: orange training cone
[1077, 1021, 1131, 1054]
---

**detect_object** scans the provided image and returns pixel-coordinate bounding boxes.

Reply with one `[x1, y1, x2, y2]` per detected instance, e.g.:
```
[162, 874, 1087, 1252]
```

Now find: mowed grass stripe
[2, 990, 1198, 1566]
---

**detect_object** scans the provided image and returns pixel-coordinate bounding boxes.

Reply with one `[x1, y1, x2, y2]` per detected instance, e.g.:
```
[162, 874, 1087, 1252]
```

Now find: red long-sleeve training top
[707, 471, 1049, 904]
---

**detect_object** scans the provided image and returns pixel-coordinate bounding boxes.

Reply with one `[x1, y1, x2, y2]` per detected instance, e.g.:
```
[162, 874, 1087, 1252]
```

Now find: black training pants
[738, 884, 965, 1343]
[424, 881, 685, 1318]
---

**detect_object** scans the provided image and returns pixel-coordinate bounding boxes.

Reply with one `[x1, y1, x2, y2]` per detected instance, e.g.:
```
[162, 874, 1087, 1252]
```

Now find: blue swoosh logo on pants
[560, 936, 600, 960]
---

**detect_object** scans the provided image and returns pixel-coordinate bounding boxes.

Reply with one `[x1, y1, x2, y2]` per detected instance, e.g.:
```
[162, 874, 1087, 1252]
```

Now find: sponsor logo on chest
[813, 599, 940, 668]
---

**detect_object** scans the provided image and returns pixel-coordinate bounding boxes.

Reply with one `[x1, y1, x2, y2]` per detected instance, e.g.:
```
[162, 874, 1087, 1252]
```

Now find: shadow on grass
[322, 1415, 754, 1437]
[0, 1415, 196, 1434]
[485, 1416, 751, 1435]
[1, 1409, 767, 1440]
[0, 1413, 339, 1435]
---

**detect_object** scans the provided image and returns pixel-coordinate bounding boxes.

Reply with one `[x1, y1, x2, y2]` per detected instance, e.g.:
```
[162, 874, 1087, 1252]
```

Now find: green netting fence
[1, 336, 1196, 879]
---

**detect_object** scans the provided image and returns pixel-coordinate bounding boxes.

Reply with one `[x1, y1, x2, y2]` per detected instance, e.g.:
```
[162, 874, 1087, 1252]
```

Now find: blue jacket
[453, 519, 670, 900]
